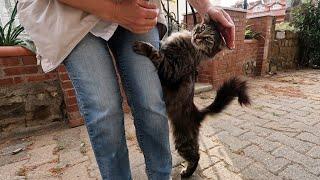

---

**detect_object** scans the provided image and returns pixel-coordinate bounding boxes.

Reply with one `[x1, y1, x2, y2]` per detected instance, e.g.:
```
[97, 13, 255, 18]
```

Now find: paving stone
[199, 132, 219, 151]
[239, 132, 281, 152]
[238, 113, 270, 126]
[272, 146, 320, 175]
[215, 131, 251, 151]
[243, 145, 289, 173]
[129, 145, 145, 168]
[262, 107, 288, 116]
[26, 162, 56, 179]
[198, 151, 220, 170]
[226, 153, 254, 173]
[201, 123, 223, 137]
[53, 128, 81, 151]
[132, 165, 148, 180]
[87, 161, 101, 179]
[202, 162, 243, 180]
[30, 133, 57, 149]
[79, 126, 91, 146]
[27, 144, 57, 167]
[241, 107, 268, 117]
[218, 114, 247, 126]
[279, 164, 319, 180]
[307, 146, 320, 159]
[239, 122, 275, 137]
[0, 160, 27, 180]
[297, 132, 320, 145]
[209, 120, 247, 137]
[241, 162, 282, 180]
[61, 162, 91, 180]
[267, 132, 313, 153]
[208, 146, 233, 165]
[59, 149, 89, 166]
[303, 113, 320, 126]
[263, 121, 300, 134]
[289, 122, 320, 137]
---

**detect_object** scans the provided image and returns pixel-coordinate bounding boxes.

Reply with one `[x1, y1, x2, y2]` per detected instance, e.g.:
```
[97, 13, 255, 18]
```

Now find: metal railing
[162, 0, 198, 35]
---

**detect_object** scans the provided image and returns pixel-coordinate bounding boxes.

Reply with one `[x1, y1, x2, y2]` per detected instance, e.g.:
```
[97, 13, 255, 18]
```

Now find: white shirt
[90, 21, 118, 41]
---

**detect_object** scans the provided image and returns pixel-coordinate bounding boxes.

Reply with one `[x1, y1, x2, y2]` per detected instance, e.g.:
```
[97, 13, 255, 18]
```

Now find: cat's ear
[203, 14, 211, 24]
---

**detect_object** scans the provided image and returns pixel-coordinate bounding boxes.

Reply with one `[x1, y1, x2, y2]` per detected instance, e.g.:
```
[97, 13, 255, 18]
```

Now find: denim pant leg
[109, 27, 172, 180]
[63, 33, 131, 180]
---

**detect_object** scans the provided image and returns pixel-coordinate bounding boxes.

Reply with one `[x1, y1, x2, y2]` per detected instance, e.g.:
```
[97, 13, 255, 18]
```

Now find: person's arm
[58, 0, 159, 34]
[187, 0, 235, 49]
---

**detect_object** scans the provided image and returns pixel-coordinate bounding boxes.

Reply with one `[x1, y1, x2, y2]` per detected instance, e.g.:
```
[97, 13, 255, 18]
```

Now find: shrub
[291, 1, 320, 68]
[245, 25, 261, 40]
[0, 1, 25, 46]
[275, 22, 296, 31]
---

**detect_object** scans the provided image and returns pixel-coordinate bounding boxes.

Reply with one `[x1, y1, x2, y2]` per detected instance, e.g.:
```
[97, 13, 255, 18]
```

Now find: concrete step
[195, 83, 213, 94]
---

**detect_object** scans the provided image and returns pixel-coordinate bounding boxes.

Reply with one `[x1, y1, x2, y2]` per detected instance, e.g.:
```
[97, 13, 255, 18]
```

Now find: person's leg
[109, 27, 172, 180]
[63, 33, 131, 180]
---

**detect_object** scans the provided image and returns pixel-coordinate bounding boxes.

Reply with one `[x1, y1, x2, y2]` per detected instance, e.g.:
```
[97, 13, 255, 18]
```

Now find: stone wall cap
[244, 39, 259, 43]
[0, 46, 34, 57]
[183, 6, 247, 15]
[247, 14, 274, 19]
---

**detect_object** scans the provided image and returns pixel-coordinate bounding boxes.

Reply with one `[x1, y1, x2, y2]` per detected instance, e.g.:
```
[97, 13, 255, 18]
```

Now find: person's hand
[206, 6, 235, 49]
[112, 0, 159, 34]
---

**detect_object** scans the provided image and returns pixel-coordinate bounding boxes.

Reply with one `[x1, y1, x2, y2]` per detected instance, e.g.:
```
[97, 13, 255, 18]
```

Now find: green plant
[0, 1, 25, 46]
[291, 0, 320, 67]
[245, 25, 261, 39]
[275, 22, 296, 31]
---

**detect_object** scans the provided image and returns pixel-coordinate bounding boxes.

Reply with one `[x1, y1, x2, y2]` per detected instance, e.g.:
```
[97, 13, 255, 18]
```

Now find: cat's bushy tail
[198, 77, 250, 121]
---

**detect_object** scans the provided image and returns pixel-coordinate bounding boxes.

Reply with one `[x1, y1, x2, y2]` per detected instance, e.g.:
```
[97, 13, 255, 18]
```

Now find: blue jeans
[63, 27, 172, 180]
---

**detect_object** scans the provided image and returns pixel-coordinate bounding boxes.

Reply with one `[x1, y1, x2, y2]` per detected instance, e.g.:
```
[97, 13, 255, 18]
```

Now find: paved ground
[1, 69, 320, 180]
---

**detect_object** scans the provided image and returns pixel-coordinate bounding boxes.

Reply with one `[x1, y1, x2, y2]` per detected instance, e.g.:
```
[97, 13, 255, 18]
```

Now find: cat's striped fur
[133, 15, 250, 177]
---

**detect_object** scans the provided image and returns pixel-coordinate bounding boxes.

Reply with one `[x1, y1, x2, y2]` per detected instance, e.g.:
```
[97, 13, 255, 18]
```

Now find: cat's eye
[201, 25, 206, 31]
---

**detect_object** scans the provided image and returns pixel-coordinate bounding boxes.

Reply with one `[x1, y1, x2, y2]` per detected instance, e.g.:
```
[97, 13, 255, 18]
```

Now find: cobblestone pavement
[1, 70, 320, 180]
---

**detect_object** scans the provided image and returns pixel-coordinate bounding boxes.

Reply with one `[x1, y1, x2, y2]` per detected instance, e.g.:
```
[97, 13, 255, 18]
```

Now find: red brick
[0, 78, 14, 85]
[47, 73, 58, 80]
[57, 65, 67, 73]
[59, 73, 70, 81]
[3, 66, 38, 76]
[65, 96, 77, 106]
[66, 104, 80, 112]
[0, 57, 21, 67]
[64, 89, 76, 97]
[14, 77, 24, 84]
[68, 118, 85, 127]
[26, 74, 57, 82]
[22, 56, 37, 65]
[26, 75, 46, 82]
[67, 111, 82, 120]
[61, 81, 74, 90]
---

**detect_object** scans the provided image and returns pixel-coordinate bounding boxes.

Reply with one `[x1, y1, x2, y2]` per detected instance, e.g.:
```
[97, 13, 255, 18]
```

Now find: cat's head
[191, 14, 226, 57]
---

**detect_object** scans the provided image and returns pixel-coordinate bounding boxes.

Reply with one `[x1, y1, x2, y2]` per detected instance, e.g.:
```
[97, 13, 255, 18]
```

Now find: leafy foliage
[0, 1, 25, 46]
[291, 1, 320, 67]
[275, 22, 296, 31]
[245, 25, 261, 40]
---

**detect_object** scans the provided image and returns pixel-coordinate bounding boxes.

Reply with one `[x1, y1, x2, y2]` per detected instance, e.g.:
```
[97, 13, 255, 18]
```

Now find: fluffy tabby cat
[133, 15, 250, 177]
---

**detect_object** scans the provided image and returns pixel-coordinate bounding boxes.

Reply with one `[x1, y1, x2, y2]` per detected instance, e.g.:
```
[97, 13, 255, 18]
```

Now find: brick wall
[184, 8, 275, 88]
[0, 48, 84, 128]
[247, 15, 275, 76]
[269, 30, 300, 72]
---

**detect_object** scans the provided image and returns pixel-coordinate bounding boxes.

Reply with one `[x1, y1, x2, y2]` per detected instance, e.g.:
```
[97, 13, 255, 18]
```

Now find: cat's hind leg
[175, 132, 200, 178]
[132, 41, 162, 68]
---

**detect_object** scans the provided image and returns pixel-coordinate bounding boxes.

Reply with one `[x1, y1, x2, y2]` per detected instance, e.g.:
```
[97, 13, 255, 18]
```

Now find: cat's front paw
[132, 41, 146, 55]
